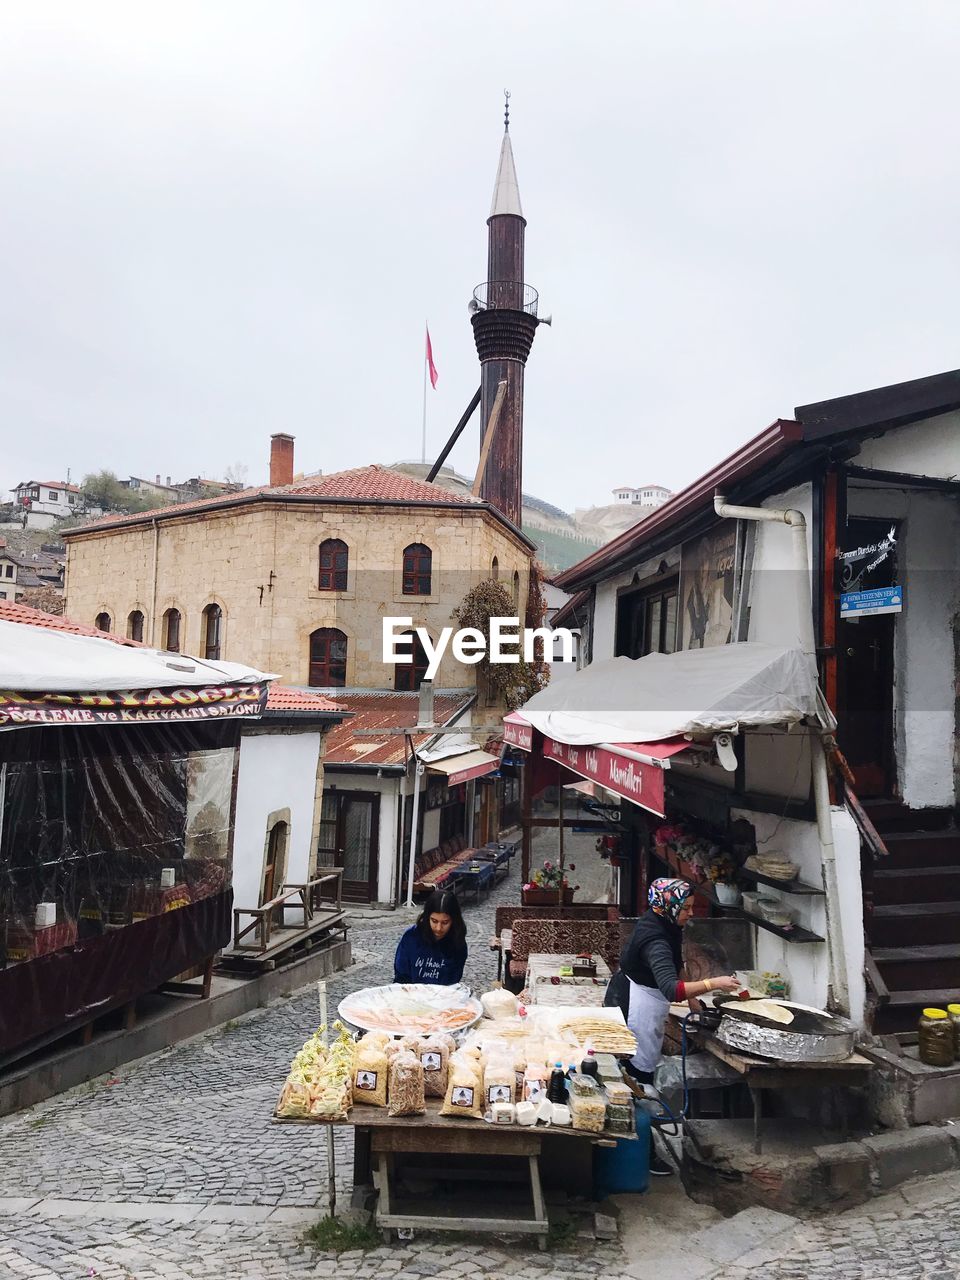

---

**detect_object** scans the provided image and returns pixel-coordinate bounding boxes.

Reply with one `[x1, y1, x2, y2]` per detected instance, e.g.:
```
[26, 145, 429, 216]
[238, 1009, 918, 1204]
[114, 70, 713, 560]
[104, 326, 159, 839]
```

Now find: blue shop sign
[840, 585, 903, 618]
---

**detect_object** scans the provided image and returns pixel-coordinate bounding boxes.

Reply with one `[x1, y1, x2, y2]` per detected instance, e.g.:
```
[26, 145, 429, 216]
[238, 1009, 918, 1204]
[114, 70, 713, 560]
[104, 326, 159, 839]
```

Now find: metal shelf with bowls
[737, 867, 825, 897]
[651, 848, 825, 945]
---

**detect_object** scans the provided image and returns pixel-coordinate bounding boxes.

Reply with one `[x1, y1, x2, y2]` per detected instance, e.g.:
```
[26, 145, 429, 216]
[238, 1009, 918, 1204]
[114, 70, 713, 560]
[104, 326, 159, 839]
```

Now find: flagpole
[421, 322, 428, 465]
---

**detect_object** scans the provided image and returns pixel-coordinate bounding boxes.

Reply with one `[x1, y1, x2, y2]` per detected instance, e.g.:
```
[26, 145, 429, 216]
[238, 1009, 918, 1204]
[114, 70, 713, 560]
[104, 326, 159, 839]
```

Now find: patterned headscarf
[648, 877, 693, 925]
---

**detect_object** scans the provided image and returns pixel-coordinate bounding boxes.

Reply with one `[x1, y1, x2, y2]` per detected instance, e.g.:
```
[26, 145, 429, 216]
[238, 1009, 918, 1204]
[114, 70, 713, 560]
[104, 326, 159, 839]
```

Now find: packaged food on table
[481, 986, 520, 1020]
[567, 1071, 600, 1098]
[491, 1101, 515, 1124]
[603, 1080, 633, 1107]
[276, 1077, 312, 1118]
[551, 1103, 571, 1127]
[605, 1102, 635, 1124]
[307, 1022, 357, 1121]
[606, 1113, 635, 1135]
[484, 1058, 516, 1106]
[419, 1033, 451, 1098]
[570, 1093, 607, 1133]
[513, 1048, 527, 1099]
[441, 1056, 483, 1118]
[388, 1049, 426, 1117]
[515, 1100, 537, 1126]
[522, 1063, 549, 1102]
[352, 1034, 389, 1107]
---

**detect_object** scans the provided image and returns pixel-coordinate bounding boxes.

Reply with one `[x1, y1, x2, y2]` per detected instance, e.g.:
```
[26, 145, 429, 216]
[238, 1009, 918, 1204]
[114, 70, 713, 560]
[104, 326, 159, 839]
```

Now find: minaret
[471, 94, 538, 528]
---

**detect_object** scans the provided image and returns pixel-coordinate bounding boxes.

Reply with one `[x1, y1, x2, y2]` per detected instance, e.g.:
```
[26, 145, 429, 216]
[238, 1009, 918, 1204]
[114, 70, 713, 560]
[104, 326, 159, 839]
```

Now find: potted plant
[522, 859, 578, 906]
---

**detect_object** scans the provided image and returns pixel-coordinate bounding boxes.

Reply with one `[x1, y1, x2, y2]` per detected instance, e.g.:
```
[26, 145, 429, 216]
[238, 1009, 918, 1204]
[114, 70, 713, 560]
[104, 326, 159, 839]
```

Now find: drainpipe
[150, 518, 160, 647]
[713, 494, 849, 1015]
[404, 756, 425, 909]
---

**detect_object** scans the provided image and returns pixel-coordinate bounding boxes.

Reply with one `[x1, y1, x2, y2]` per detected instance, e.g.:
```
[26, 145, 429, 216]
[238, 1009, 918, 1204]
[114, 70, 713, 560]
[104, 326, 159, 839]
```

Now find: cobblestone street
[1, 855, 959, 1279]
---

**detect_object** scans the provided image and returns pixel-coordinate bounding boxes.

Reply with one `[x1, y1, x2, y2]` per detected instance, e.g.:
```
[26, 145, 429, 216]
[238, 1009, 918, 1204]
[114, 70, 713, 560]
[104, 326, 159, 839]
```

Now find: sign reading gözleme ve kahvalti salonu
[382, 617, 575, 680]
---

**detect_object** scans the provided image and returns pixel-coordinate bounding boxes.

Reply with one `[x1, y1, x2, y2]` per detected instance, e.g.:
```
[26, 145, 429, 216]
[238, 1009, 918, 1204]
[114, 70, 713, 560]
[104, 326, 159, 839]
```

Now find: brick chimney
[270, 433, 295, 487]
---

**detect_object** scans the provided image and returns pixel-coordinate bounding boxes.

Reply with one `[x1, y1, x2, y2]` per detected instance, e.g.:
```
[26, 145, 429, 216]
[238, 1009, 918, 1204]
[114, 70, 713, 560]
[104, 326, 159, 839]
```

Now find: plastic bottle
[580, 1049, 600, 1081]
[547, 1062, 568, 1104]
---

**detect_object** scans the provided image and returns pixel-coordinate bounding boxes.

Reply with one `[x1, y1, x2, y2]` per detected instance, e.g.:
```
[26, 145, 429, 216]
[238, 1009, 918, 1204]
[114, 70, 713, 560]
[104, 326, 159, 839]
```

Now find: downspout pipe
[404, 755, 425, 909]
[713, 494, 849, 1014]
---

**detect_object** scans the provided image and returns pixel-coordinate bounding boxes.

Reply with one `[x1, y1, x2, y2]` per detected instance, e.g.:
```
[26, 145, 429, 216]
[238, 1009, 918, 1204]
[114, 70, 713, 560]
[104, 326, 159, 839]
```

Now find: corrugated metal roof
[323, 690, 474, 770]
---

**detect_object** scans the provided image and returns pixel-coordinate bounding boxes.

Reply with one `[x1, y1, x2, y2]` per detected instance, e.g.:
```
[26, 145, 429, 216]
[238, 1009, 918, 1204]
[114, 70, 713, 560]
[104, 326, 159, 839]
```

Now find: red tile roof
[265, 686, 344, 714]
[63, 465, 483, 536]
[323, 691, 474, 769]
[0, 600, 345, 721]
[0, 599, 142, 646]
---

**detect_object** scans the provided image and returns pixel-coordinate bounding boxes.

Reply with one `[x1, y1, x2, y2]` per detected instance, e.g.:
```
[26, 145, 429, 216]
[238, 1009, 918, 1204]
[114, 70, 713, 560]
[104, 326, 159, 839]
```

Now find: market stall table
[274, 1097, 634, 1246]
[526, 952, 612, 1006]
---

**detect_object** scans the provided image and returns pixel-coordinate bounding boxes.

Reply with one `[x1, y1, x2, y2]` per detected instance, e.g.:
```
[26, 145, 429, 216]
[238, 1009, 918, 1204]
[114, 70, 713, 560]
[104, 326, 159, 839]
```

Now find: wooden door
[317, 791, 380, 903]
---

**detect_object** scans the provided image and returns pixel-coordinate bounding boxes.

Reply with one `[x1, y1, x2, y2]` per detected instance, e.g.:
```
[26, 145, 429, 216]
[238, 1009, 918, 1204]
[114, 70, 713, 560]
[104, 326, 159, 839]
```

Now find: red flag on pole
[425, 326, 439, 389]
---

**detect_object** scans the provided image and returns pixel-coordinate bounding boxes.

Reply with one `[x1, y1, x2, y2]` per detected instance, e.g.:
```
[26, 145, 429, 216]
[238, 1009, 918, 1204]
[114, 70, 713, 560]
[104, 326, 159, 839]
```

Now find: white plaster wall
[745, 482, 815, 651]
[854, 409, 960, 479]
[232, 730, 323, 912]
[846, 485, 960, 808]
[731, 806, 865, 1026]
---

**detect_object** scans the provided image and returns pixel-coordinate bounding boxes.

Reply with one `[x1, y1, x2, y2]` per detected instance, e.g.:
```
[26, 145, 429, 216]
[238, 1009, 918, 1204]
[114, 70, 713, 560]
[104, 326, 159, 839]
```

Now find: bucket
[593, 1102, 651, 1195]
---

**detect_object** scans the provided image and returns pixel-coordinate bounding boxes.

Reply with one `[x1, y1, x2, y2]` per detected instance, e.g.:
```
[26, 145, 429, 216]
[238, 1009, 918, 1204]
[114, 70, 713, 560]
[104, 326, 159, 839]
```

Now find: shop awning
[516, 642, 831, 745]
[426, 749, 499, 787]
[543, 736, 689, 817]
[503, 710, 533, 751]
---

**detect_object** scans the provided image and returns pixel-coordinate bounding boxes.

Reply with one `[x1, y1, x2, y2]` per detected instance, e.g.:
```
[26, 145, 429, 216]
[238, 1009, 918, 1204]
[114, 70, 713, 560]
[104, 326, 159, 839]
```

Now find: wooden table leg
[528, 1153, 548, 1251]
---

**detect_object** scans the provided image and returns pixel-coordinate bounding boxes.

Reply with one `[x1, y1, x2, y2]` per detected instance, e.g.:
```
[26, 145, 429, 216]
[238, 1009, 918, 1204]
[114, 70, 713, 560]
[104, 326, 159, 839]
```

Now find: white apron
[627, 979, 670, 1073]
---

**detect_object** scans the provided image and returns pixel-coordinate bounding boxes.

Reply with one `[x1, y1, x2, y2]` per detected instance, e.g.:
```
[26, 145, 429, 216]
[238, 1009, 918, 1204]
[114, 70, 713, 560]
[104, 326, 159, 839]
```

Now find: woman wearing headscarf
[619, 877, 740, 1172]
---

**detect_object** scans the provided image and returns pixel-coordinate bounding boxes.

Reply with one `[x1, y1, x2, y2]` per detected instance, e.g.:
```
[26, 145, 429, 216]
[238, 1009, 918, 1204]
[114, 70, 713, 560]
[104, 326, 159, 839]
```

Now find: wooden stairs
[861, 799, 960, 1033]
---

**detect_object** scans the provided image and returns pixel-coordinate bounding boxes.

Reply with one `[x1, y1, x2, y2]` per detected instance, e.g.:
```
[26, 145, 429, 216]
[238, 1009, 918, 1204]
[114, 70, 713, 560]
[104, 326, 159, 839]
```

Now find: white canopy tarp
[0, 619, 272, 692]
[519, 642, 833, 745]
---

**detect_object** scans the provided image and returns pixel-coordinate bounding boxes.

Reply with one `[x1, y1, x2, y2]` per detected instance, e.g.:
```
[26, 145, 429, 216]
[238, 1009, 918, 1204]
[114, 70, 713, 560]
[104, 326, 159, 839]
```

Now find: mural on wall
[679, 521, 738, 650]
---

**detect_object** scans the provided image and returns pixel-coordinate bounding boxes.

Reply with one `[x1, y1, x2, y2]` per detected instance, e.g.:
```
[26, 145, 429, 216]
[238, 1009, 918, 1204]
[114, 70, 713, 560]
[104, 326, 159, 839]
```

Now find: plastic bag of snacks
[352, 1034, 389, 1107]
[276, 1076, 312, 1118]
[306, 1023, 356, 1121]
[522, 1063, 549, 1102]
[419, 1033, 450, 1099]
[440, 1052, 483, 1118]
[483, 1056, 515, 1107]
[480, 986, 519, 1020]
[388, 1050, 426, 1118]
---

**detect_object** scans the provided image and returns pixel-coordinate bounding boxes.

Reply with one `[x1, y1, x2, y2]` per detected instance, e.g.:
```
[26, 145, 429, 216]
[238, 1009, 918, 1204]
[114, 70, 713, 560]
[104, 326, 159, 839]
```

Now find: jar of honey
[918, 1008, 955, 1067]
[947, 1003, 960, 1058]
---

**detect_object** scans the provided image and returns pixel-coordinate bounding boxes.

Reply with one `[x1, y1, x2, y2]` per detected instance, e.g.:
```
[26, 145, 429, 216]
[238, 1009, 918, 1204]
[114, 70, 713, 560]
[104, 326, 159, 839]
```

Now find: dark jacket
[619, 908, 684, 1001]
[393, 926, 467, 986]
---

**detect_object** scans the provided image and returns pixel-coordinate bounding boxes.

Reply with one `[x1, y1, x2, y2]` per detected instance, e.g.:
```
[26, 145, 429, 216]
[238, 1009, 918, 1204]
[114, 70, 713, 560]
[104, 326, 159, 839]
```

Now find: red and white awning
[503, 710, 534, 751]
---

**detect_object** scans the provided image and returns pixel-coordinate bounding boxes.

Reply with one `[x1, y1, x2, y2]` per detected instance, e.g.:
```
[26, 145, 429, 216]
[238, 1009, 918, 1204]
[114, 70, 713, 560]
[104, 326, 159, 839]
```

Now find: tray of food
[338, 982, 483, 1037]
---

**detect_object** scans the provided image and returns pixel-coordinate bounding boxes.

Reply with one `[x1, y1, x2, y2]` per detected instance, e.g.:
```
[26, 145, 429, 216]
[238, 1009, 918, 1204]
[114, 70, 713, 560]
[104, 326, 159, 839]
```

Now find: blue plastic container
[593, 1103, 651, 1195]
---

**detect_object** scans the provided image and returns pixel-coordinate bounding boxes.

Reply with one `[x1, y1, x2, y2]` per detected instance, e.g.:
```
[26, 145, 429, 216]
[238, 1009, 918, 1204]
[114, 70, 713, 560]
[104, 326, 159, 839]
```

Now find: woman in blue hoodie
[394, 890, 468, 985]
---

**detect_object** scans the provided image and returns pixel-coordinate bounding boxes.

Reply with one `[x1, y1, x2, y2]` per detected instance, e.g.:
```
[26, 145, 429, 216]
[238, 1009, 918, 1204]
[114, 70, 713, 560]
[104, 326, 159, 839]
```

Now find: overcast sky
[2, 2, 959, 513]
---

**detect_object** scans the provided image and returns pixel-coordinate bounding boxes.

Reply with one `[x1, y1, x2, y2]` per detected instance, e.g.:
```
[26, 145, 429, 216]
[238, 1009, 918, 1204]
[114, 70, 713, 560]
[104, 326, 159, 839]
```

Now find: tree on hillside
[81, 471, 154, 514]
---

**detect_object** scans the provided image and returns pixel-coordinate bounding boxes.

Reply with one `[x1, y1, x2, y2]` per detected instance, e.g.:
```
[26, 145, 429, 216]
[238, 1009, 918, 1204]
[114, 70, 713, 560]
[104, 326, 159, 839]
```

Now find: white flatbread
[731, 999, 795, 1024]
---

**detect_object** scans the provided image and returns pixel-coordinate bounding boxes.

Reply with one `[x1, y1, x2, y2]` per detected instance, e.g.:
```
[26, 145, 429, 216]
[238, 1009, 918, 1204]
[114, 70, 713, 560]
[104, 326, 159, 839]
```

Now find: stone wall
[65, 501, 533, 686]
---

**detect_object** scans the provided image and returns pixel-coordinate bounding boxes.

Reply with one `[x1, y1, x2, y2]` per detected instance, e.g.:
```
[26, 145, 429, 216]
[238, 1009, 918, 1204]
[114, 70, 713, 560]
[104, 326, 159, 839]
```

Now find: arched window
[203, 603, 222, 661]
[95, 612, 111, 632]
[491, 555, 499, 581]
[309, 628, 347, 687]
[127, 610, 144, 643]
[318, 539, 348, 591]
[513, 570, 521, 607]
[163, 608, 182, 653]
[393, 631, 429, 691]
[402, 543, 432, 596]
